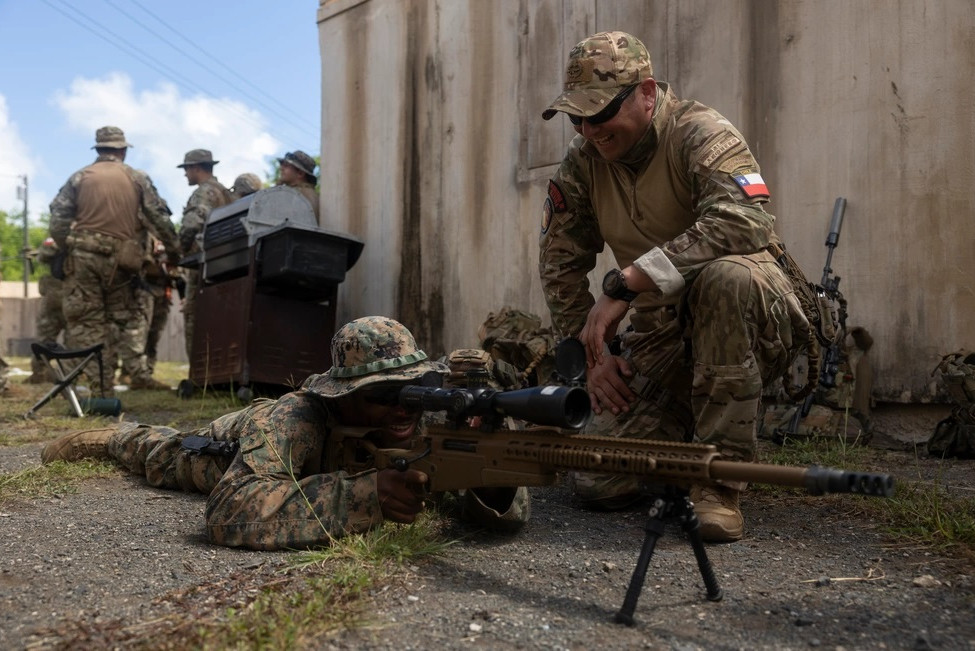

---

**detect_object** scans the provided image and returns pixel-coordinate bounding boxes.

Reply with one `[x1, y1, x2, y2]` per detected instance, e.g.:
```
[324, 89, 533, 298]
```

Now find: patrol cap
[177, 149, 219, 168]
[231, 173, 262, 196]
[302, 316, 447, 398]
[277, 150, 317, 178]
[542, 31, 653, 121]
[92, 126, 132, 149]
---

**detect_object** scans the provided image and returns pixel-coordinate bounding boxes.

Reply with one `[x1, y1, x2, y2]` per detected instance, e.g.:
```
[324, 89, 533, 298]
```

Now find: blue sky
[0, 0, 321, 225]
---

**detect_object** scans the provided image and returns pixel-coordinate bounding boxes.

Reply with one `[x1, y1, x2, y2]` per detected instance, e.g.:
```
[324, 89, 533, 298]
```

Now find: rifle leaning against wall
[331, 349, 894, 626]
[778, 197, 849, 441]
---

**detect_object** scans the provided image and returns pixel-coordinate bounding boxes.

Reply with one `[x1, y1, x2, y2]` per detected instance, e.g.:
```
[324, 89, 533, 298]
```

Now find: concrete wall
[317, 0, 975, 401]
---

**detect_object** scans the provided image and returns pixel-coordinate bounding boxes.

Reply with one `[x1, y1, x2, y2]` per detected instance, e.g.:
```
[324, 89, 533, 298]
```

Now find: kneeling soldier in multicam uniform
[41, 317, 529, 551]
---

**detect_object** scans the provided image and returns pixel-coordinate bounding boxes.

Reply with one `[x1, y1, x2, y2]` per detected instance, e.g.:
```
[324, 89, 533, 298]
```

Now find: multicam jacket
[539, 82, 779, 337]
[179, 177, 232, 254]
[204, 389, 529, 550]
[49, 154, 179, 257]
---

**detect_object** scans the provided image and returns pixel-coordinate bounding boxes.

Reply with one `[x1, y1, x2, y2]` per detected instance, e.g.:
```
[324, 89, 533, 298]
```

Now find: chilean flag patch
[732, 172, 769, 198]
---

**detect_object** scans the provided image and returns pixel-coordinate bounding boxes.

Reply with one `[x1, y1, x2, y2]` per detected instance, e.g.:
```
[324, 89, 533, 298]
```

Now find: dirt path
[2, 427, 974, 650]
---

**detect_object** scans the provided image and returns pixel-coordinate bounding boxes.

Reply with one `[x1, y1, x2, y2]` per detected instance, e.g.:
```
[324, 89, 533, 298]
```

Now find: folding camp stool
[24, 342, 110, 418]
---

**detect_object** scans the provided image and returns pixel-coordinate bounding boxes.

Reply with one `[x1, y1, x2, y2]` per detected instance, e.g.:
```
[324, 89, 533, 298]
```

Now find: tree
[0, 209, 50, 282]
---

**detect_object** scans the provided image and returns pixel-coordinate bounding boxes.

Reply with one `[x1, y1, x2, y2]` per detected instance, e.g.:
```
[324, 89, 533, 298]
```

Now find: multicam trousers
[572, 251, 810, 506]
[61, 249, 154, 394]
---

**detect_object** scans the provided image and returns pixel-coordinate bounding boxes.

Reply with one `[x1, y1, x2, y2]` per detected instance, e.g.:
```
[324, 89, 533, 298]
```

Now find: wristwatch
[601, 269, 639, 302]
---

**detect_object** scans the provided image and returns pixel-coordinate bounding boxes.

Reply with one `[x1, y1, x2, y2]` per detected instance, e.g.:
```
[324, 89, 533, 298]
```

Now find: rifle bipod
[615, 487, 723, 626]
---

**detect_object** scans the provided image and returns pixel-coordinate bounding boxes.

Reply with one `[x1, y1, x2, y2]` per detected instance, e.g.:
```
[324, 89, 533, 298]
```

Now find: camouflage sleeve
[538, 141, 603, 338]
[652, 111, 776, 284]
[180, 185, 220, 252]
[48, 173, 81, 248]
[205, 393, 384, 550]
[127, 168, 180, 257]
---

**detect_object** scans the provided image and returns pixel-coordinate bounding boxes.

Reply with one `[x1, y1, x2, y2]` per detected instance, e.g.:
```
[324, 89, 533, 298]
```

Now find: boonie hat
[92, 126, 132, 149]
[231, 173, 262, 196]
[542, 31, 653, 120]
[277, 150, 317, 178]
[302, 316, 447, 398]
[177, 149, 219, 168]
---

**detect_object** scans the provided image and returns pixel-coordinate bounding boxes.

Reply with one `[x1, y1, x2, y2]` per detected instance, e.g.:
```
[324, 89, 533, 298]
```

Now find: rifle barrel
[710, 460, 893, 497]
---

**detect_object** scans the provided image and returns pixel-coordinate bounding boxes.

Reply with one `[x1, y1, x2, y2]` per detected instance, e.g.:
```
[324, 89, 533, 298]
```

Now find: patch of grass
[0, 360, 247, 446]
[55, 510, 455, 648]
[879, 475, 975, 555]
[0, 459, 120, 503]
[757, 437, 975, 559]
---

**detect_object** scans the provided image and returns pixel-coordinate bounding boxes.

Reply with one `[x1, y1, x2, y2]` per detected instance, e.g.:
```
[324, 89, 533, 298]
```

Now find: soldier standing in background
[49, 126, 181, 395]
[538, 32, 814, 542]
[26, 238, 67, 384]
[176, 149, 231, 361]
[229, 173, 263, 199]
[275, 151, 320, 221]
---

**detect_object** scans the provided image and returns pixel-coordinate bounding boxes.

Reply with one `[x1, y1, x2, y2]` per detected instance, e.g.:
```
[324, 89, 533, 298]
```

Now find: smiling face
[332, 382, 423, 447]
[571, 78, 657, 161]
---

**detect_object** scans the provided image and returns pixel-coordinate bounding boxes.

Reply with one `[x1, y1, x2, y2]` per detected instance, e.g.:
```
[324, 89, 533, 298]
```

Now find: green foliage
[0, 208, 50, 282]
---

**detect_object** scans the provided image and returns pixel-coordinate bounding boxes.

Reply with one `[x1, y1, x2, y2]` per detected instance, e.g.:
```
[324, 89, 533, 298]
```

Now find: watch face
[603, 269, 624, 295]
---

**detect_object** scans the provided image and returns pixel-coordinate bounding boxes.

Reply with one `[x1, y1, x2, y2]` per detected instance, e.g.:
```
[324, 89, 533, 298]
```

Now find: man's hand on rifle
[377, 468, 428, 523]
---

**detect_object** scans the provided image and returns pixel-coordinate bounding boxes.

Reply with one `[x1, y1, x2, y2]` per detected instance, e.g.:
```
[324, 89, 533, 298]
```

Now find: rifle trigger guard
[392, 443, 432, 472]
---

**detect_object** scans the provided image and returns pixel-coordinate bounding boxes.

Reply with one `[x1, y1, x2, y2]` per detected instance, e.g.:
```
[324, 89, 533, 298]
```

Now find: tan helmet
[231, 173, 263, 196]
[302, 317, 447, 398]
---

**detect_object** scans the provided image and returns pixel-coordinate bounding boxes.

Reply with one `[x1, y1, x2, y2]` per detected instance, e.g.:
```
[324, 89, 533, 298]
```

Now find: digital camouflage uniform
[28, 238, 68, 382]
[539, 33, 811, 503]
[178, 154, 232, 360]
[42, 317, 530, 551]
[49, 127, 180, 395]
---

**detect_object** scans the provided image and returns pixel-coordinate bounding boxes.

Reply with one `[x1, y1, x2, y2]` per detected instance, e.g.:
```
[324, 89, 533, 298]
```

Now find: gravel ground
[1, 405, 974, 650]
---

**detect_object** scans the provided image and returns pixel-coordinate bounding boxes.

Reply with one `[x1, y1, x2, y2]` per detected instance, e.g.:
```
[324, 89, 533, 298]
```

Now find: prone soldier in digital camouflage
[276, 151, 320, 222]
[539, 32, 814, 542]
[177, 149, 232, 360]
[49, 126, 181, 395]
[26, 238, 68, 384]
[41, 317, 529, 550]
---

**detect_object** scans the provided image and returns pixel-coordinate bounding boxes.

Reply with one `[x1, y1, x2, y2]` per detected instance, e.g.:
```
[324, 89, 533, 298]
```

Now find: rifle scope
[399, 385, 591, 430]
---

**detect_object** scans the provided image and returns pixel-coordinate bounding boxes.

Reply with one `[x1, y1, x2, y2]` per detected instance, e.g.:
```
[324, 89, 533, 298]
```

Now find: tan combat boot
[690, 485, 744, 543]
[41, 428, 117, 464]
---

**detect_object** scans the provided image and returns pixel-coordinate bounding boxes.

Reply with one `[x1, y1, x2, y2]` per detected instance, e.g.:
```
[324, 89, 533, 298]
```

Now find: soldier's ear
[639, 78, 656, 110]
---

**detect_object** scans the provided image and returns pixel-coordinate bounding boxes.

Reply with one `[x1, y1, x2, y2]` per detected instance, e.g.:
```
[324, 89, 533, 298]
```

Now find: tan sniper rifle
[331, 382, 895, 625]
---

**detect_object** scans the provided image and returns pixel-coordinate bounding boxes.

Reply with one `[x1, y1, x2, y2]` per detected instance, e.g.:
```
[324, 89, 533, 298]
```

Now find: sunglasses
[568, 84, 638, 126]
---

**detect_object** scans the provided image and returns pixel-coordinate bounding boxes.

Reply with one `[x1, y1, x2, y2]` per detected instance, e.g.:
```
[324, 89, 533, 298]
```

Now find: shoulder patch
[718, 152, 757, 174]
[732, 170, 770, 199]
[700, 135, 741, 169]
[541, 198, 553, 234]
[547, 180, 567, 213]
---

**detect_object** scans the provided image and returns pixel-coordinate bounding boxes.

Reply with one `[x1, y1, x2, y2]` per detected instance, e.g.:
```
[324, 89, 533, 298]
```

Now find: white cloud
[0, 95, 40, 220]
[53, 72, 281, 217]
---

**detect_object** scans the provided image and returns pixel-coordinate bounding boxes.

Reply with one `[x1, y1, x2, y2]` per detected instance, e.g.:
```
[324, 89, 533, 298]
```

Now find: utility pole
[18, 175, 29, 298]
